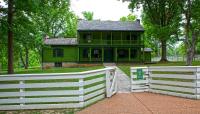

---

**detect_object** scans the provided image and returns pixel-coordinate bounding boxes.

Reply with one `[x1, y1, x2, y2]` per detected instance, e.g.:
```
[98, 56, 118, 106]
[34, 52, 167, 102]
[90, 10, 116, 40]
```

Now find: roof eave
[77, 30, 145, 32]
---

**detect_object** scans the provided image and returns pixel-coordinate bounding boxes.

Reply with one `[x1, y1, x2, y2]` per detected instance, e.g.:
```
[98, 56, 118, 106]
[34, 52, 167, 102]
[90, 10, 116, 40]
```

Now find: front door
[104, 48, 114, 62]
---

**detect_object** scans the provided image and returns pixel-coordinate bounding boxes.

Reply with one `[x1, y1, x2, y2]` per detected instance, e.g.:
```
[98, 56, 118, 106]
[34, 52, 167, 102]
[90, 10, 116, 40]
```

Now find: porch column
[89, 48, 92, 62]
[111, 32, 112, 45]
[78, 47, 80, 62]
[129, 48, 131, 61]
[130, 32, 131, 45]
[142, 47, 145, 63]
[121, 32, 123, 45]
[115, 48, 118, 62]
[102, 48, 104, 62]
[101, 32, 103, 44]
[142, 34, 145, 63]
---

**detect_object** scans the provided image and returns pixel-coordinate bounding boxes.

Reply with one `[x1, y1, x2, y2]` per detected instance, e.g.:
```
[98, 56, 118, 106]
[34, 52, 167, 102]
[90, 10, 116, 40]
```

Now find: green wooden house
[42, 20, 152, 68]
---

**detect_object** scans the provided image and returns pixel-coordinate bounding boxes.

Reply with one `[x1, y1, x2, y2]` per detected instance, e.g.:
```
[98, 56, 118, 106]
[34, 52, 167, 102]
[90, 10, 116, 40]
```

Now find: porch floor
[76, 92, 200, 114]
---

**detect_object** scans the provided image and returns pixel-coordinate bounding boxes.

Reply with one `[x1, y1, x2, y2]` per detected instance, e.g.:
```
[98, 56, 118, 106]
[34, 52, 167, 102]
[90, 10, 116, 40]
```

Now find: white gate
[106, 67, 117, 97]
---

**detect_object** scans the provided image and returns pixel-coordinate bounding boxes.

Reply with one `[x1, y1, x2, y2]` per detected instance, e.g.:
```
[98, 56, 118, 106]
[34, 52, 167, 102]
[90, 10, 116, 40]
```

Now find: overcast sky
[70, 0, 142, 21]
[0, 0, 142, 21]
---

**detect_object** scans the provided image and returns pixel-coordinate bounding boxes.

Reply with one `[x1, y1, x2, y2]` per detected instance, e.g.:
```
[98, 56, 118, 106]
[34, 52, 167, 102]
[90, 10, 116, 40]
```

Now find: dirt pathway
[77, 92, 200, 114]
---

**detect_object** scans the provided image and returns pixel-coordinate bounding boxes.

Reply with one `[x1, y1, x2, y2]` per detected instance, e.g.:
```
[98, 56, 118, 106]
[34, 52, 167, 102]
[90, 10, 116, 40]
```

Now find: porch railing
[79, 40, 142, 45]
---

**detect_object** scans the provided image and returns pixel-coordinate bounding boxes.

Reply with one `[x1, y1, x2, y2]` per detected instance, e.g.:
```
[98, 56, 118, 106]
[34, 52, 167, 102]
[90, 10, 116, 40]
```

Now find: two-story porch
[77, 20, 145, 62]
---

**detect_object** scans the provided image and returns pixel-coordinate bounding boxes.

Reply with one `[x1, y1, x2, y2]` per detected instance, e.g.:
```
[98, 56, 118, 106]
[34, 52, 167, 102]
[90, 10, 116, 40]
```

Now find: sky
[70, 0, 142, 21]
[0, 0, 142, 21]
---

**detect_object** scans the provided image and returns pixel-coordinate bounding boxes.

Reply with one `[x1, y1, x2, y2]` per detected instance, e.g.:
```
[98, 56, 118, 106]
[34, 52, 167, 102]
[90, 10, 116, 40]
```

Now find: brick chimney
[44, 35, 49, 40]
[136, 19, 140, 24]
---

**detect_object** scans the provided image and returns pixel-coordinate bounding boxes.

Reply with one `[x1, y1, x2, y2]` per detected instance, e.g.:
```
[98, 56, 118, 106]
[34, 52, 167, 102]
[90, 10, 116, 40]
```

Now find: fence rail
[131, 66, 200, 99]
[0, 67, 117, 110]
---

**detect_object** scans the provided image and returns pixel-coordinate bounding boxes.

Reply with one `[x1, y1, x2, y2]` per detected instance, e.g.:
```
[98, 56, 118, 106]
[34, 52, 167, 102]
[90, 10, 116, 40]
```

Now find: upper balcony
[78, 31, 144, 46]
[79, 39, 143, 45]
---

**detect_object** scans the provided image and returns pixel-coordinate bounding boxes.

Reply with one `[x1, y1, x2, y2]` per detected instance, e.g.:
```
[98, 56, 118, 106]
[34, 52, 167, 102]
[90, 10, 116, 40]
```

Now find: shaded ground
[77, 92, 200, 114]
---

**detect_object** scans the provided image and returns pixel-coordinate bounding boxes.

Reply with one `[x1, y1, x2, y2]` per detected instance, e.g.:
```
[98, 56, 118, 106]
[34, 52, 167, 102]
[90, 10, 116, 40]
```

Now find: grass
[0, 65, 104, 75]
[117, 61, 200, 77]
[0, 109, 76, 114]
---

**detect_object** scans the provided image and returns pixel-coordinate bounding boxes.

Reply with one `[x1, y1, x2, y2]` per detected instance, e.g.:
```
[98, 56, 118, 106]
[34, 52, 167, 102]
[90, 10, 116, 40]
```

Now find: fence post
[148, 67, 152, 92]
[196, 67, 200, 99]
[19, 80, 25, 108]
[130, 68, 133, 92]
[79, 77, 84, 107]
[147, 67, 150, 91]
[106, 69, 111, 97]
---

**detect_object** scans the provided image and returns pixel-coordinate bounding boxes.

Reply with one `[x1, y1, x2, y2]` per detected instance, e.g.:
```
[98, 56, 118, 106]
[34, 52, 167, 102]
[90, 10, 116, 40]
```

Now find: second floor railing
[79, 39, 143, 45]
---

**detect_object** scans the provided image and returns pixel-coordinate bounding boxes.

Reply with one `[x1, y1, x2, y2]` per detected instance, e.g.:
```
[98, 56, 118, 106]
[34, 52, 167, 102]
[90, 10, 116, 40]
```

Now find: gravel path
[77, 92, 200, 114]
[103, 63, 131, 93]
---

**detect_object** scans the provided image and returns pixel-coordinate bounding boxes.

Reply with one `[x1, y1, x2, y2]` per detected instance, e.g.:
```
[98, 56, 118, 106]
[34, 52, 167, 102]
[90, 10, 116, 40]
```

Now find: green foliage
[120, 14, 136, 21]
[129, 0, 182, 61]
[0, 0, 78, 70]
[82, 11, 94, 21]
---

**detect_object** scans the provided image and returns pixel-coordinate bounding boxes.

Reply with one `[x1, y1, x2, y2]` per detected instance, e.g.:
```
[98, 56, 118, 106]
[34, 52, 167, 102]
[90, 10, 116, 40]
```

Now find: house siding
[42, 46, 78, 62]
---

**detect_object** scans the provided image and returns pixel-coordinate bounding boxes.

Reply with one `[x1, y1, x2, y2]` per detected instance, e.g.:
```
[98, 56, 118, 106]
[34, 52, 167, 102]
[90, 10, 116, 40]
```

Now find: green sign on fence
[136, 69, 144, 80]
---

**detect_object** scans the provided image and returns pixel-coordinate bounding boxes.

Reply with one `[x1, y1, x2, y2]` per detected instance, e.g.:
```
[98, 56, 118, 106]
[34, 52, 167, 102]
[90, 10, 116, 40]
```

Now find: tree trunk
[19, 50, 25, 68]
[160, 39, 168, 62]
[185, 31, 198, 66]
[186, 48, 194, 66]
[7, 0, 14, 74]
[25, 47, 29, 69]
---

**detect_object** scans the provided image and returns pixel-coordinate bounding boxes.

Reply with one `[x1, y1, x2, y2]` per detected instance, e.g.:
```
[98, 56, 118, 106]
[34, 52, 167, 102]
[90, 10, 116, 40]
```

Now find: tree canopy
[129, 0, 183, 62]
[120, 14, 136, 21]
[82, 11, 94, 21]
[0, 0, 78, 73]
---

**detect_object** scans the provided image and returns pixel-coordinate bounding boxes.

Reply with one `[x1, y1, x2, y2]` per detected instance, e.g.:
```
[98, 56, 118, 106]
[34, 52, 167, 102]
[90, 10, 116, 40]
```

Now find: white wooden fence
[131, 66, 200, 99]
[0, 67, 117, 110]
[131, 67, 149, 92]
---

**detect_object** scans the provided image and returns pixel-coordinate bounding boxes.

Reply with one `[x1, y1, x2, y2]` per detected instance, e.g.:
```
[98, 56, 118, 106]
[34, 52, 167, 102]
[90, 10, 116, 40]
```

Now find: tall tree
[82, 11, 93, 21]
[7, 0, 14, 74]
[1, 0, 77, 71]
[129, 0, 182, 62]
[120, 14, 136, 21]
[181, 0, 200, 65]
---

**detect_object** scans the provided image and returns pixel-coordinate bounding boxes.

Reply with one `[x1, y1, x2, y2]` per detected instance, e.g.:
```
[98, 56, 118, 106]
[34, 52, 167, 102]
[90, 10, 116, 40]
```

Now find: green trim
[130, 32, 131, 45]
[115, 48, 118, 62]
[102, 48, 104, 62]
[78, 47, 79, 61]
[111, 32, 112, 45]
[89, 48, 92, 62]
[101, 32, 103, 44]
[121, 32, 122, 45]
[129, 48, 131, 61]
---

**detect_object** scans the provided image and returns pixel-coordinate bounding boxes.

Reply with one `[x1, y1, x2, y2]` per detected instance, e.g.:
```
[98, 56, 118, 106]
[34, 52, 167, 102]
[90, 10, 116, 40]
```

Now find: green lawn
[0, 65, 104, 75]
[118, 61, 200, 77]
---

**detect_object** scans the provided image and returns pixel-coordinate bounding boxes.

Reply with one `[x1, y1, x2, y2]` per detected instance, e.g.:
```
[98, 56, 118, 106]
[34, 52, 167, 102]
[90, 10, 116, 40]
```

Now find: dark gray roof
[78, 20, 144, 31]
[44, 38, 77, 45]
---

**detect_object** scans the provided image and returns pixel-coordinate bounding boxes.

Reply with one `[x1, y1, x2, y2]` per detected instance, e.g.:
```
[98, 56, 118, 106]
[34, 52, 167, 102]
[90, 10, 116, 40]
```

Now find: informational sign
[136, 69, 144, 80]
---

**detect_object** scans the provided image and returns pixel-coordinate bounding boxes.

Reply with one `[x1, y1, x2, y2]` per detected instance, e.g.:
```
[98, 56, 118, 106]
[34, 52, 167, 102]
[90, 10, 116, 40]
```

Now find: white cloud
[70, 0, 142, 21]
